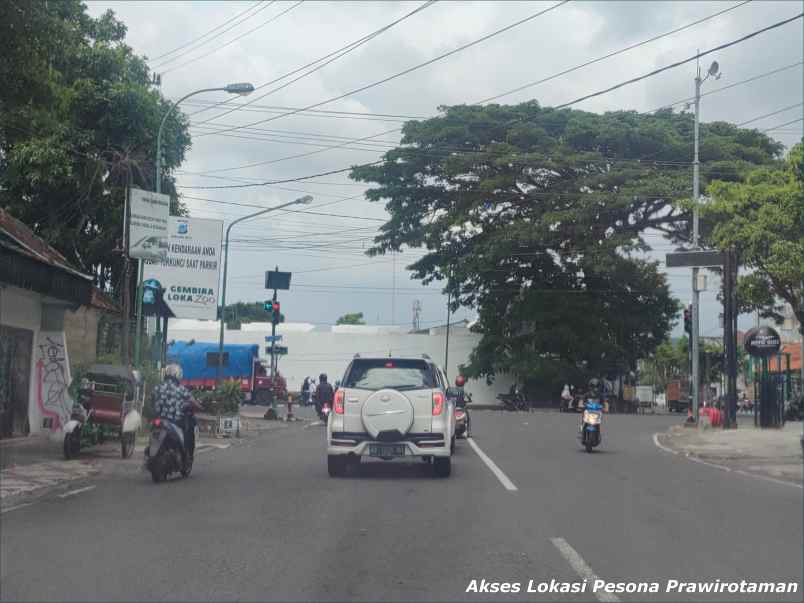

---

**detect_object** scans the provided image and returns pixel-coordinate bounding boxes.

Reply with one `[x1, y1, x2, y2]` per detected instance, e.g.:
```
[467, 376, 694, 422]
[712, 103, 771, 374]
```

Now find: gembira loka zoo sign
[143, 217, 223, 320]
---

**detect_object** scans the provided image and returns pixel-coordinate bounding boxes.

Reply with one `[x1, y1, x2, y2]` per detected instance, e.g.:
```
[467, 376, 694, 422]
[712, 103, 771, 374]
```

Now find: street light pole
[691, 68, 702, 425]
[216, 195, 313, 385]
[690, 58, 720, 424]
[134, 83, 254, 367]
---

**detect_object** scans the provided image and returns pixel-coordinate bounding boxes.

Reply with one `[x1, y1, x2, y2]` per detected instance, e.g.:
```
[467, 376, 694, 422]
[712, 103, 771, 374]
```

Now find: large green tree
[702, 143, 804, 336]
[351, 102, 783, 387]
[0, 0, 190, 293]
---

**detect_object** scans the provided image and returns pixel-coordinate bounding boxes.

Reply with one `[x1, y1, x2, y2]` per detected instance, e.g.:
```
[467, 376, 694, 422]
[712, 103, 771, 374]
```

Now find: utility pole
[691, 63, 702, 425]
[690, 57, 720, 424]
[121, 169, 132, 365]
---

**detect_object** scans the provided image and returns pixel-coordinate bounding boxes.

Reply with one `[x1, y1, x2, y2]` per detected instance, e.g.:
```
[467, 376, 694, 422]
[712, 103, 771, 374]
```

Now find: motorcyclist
[454, 375, 467, 407]
[301, 376, 311, 406]
[314, 373, 334, 419]
[586, 379, 603, 408]
[151, 364, 200, 459]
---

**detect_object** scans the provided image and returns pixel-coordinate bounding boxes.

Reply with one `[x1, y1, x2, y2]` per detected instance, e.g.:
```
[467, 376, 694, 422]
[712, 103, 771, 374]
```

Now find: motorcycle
[317, 402, 331, 422]
[578, 400, 603, 453]
[454, 392, 472, 439]
[144, 417, 196, 483]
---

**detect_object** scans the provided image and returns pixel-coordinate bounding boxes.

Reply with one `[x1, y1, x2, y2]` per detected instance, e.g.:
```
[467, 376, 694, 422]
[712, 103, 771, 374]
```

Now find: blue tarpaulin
[167, 341, 258, 381]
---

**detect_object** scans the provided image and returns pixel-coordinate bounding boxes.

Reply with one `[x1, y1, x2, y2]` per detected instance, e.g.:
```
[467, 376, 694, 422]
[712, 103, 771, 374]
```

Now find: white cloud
[86, 0, 803, 327]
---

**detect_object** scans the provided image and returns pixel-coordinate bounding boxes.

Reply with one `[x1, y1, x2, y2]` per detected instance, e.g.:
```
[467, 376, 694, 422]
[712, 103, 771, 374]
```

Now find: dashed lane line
[467, 437, 518, 491]
[550, 537, 620, 603]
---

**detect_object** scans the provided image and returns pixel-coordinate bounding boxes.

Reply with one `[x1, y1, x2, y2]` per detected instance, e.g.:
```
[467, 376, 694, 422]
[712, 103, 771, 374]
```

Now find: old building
[0, 208, 93, 439]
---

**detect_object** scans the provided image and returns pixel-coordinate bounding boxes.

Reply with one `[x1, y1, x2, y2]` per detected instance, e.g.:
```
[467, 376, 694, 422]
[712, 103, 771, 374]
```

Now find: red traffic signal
[683, 306, 692, 334]
[272, 302, 280, 314]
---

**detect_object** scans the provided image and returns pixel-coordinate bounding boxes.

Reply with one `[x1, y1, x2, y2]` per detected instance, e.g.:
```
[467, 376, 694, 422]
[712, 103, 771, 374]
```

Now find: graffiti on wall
[36, 333, 72, 431]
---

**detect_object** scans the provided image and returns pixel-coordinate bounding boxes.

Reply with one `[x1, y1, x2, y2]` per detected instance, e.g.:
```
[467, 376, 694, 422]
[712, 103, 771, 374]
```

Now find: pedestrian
[309, 378, 317, 407]
[301, 376, 310, 406]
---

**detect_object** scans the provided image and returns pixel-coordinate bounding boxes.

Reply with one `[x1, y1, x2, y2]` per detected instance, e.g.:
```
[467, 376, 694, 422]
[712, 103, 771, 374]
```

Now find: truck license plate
[368, 444, 406, 457]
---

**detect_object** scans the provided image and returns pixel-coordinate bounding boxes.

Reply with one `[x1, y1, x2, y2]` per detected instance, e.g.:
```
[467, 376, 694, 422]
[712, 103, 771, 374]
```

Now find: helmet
[319, 373, 327, 382]
[165, 363, 183, 381]
[588, 378, 602, 395]
[455, 375, 466, 387]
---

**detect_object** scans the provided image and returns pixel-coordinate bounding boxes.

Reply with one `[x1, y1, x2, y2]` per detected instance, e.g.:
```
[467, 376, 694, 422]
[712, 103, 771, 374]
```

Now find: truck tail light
[334, 389, 345, 414]
[432, 392, 444, 416]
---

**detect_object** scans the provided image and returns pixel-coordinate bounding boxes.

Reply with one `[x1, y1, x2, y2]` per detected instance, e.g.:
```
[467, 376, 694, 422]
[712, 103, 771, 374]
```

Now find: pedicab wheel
[450, 436, 456, 454]
[150, 468, 164, 483]
[121, 432, 135, 459]
[585, 442, 593, 453]
[63, 431, 81, 460]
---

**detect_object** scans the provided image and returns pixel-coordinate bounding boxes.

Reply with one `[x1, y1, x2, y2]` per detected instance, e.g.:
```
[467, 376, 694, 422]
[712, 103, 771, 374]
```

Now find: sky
[86, 0, 804, 334]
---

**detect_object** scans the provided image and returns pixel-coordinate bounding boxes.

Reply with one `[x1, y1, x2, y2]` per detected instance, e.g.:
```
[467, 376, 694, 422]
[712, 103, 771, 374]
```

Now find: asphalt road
[1, 409, 801, 602]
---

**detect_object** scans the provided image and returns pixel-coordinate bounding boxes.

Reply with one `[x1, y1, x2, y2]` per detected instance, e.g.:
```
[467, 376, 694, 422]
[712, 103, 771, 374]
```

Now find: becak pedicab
[64, 365, 144, 459]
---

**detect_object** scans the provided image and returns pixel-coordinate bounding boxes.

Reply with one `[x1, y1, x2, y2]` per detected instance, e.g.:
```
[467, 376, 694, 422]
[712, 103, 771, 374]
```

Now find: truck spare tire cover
[361, 389, 415, 438]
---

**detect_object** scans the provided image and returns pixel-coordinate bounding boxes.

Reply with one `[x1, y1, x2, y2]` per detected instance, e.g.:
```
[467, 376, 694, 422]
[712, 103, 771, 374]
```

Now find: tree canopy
[336, 312, 366, 325]
[702, 143, 804, 334]
[0, 0, 191, 293]
[351, 102, 783, 388]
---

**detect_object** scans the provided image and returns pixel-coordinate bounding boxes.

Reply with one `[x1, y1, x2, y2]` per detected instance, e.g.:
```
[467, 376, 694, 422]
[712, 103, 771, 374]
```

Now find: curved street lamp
[134, 82, 255, 366]
[216, 195, 314, 384]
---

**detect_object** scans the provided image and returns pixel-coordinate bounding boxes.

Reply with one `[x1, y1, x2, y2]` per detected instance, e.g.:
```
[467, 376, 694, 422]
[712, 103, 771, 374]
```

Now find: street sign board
[128, 188, 170, 260]
[143, 216, 223, 320]
[265, 346, 288, 355]
[265, 270, 292, 290]
[265, 335, 283, 342]
[665, 250, 725, 268]
[744, 326, 782, 357]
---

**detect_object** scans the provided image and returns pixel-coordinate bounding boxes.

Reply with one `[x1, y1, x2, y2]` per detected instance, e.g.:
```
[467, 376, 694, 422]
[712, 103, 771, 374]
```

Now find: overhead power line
[161, 1, 304, 75]
[185, 100, 428, 121]
[737, 103, 803, 127]
[651, 60, 803, 112]
[194, 0, 570, 139]
[192, 0, 438, 123]
[149, 1, 268, 64]
[188, 3, 779, 178]
[554, 12, 803, 110]
[761, 117, 803, 132]
[475, 0, 752, 105]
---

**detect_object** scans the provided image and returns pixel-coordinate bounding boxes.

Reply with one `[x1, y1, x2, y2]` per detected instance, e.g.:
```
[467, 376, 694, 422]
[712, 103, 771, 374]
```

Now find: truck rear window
[343, 359, 436, 391]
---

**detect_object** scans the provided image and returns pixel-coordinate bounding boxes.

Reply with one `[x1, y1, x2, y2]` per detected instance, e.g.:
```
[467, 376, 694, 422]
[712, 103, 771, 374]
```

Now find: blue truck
[167, 341, 284, 403]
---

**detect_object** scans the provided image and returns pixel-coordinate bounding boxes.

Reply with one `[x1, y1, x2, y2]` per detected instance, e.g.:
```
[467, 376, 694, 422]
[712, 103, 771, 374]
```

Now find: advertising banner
[143, 216, 223, 320]
[128, 188, 170, 260]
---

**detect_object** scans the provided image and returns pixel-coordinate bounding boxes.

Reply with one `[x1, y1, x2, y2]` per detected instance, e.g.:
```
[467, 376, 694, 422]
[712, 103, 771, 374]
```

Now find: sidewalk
[657, 421, 803, 485]
[1, 406, 295, 509]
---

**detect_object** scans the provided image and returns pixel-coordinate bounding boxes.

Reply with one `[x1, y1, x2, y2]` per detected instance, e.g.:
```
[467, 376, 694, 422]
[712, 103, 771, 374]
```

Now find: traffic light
[683, 305, 692, 335]
[271, 301, 281, 325]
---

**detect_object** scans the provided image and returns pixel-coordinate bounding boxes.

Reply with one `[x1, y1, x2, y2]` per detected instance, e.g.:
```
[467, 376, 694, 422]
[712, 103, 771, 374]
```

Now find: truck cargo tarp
[167, 341, 258, 381]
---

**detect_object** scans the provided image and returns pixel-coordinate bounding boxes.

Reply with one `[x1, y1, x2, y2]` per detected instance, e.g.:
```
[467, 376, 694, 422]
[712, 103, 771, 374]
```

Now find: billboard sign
[128, 188, 170, 260]
[143, 216, 223, 320]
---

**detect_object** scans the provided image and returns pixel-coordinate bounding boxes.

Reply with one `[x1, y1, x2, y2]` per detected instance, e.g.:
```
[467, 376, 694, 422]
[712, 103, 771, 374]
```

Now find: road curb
[652, 432, 803, 490]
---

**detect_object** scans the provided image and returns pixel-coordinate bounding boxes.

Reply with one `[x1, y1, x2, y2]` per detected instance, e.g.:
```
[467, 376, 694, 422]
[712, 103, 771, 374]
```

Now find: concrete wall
[63, 306, 99, 367]
[168, 324, 516, 404]
[0, 286, 75, 437]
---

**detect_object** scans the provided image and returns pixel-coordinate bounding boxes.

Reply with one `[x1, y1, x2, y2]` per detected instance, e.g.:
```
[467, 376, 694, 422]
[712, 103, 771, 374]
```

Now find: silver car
[326, 355, 455, 477]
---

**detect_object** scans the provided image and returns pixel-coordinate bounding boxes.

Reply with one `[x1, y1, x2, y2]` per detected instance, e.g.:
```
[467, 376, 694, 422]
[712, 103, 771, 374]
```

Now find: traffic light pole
[691, 69, 702, 425]
[270, 289, 277, 383]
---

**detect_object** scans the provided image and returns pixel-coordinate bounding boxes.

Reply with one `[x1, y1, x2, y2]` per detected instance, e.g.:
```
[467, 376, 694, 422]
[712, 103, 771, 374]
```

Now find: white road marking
[305, 421, 324, 429]
[1, 502, 36, 515]
[550, 537, 620, 603]
[467, 438, 517, 491]
[58, 485, 95, 499]
[653, 432, 802, 490]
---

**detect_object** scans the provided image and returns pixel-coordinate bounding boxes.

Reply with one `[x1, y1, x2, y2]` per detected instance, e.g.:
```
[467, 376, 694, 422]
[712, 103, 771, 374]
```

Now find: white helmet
[164, 363, 183, 380]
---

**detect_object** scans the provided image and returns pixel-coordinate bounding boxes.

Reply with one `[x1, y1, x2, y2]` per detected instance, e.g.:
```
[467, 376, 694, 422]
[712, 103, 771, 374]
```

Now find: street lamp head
[707, 61, 719, 77]
[294, 195, 314, 205]
[224, 82, 255, 96]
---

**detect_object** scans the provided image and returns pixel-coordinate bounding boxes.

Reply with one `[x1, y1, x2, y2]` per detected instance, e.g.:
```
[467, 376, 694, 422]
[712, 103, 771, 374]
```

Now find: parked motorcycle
[578, 400, 603, 453]
[144, 417, 196, 482]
